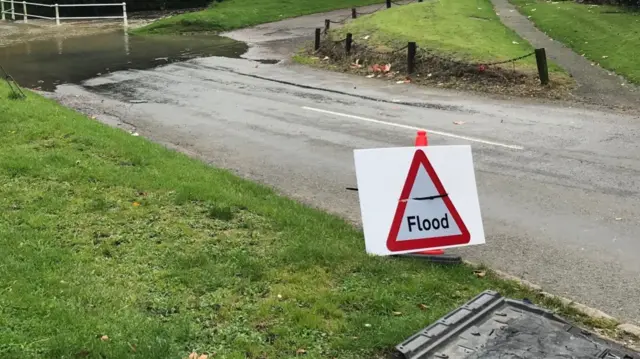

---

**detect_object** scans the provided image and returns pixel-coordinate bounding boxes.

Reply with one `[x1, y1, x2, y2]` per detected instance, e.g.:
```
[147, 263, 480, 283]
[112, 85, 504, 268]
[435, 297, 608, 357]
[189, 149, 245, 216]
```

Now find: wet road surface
[50, 54, 640, 324]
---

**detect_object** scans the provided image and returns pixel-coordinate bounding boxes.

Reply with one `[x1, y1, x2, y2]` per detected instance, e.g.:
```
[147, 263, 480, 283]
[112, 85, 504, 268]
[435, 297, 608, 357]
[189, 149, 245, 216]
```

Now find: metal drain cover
[396, 290, 638, 359]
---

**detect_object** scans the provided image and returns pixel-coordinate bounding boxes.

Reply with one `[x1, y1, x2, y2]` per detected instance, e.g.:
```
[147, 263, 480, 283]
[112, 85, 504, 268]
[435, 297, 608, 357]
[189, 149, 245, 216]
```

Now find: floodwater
[0, 30, 249, 91]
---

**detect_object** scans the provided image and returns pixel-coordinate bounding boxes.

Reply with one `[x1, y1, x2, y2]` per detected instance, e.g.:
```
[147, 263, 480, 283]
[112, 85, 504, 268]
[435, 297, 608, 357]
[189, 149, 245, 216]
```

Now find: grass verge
[337, 0, 535, 63]
[298, 0, 572, 100]
[510, 0, 640, 83]
[0, 83, 613, 359]
[132, 0, 385, 35]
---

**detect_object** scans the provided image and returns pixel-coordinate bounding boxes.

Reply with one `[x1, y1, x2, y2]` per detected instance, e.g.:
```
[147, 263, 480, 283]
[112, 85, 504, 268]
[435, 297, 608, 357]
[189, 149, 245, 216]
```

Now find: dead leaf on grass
[296, 348, 307, 355]
[474, 270, 486, 278]
[418, 303, 429, 311]
[392, 311, 403, 316]
[100, 335, 109, 341]
[132, 202, 141, 207]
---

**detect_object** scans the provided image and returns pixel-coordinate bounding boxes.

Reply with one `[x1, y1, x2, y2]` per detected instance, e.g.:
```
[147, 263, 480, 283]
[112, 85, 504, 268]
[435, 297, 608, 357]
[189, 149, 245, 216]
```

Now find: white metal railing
[0, 0, 127, 26]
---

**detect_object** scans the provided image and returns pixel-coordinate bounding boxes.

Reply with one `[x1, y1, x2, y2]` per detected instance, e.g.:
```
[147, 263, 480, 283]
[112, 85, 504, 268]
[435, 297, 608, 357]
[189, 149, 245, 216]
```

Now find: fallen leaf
[131, 132, 139, 136]
[296, 348, 307, 355]
[453, 121, 465, 125]
[474, 270, 486, 278]
[602, 55, 609, 59]
[277, 294, 283, 299]
[132, 202, 141, 207]
[392, 311, 402, 316]
[129, 343, 136, 352]
[364, 323, 372, 328]
[363, 35, 370, 40]
[512, 41, 519, 45]
[323, 56, 330, 61]
[100, 335, 109, 341]
[418, 303, 429, 311]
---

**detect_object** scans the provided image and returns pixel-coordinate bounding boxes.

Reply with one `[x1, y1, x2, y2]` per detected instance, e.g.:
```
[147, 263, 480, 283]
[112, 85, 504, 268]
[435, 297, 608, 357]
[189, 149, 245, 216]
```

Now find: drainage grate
[396, 290, 638, 359]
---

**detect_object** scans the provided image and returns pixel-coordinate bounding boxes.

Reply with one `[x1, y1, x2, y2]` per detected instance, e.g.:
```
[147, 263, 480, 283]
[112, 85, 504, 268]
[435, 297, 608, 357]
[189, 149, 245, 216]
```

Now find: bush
[25, 0, 213, 17]
[577, 0, 639, 7]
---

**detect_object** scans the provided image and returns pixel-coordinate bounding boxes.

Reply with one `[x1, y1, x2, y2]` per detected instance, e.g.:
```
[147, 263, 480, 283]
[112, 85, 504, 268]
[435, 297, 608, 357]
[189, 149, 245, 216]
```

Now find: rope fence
[314, 30, 550, 85]
[324, 0, 421, 26]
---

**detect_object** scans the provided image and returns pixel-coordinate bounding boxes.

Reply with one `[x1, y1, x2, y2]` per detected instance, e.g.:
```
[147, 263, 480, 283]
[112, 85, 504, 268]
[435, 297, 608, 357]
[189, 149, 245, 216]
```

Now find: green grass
[335, 0, 537, 64]
[133, 0, 386, 35]
[0, 84, 611, 359]
[510, 0, 640, 83]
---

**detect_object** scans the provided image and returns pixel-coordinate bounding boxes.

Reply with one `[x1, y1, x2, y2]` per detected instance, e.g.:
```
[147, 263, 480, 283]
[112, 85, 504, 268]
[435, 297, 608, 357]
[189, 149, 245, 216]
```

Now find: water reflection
[0, 30, 248, 91]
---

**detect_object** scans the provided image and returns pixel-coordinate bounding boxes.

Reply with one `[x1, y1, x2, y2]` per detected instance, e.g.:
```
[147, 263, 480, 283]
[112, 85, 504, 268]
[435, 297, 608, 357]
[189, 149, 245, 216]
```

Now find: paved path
[491, 0, 640, 109]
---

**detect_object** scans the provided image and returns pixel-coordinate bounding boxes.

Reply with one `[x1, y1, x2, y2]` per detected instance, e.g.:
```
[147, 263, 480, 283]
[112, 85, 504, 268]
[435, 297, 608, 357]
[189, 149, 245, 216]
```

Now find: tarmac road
[51, 9, 640, 324]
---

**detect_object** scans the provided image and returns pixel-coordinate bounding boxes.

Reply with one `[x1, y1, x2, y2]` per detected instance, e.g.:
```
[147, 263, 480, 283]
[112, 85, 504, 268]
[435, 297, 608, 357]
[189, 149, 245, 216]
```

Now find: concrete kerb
[462, 259, 640, 344]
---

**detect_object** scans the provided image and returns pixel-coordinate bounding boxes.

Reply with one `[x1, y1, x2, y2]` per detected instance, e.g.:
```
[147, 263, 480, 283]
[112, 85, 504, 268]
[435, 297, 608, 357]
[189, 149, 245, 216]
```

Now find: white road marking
[302, 106, 525, 150]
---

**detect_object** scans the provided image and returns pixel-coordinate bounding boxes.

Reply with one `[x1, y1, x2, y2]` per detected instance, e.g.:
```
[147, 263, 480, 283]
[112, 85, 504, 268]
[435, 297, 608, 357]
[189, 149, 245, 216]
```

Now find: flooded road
[0, 30, 248, 91]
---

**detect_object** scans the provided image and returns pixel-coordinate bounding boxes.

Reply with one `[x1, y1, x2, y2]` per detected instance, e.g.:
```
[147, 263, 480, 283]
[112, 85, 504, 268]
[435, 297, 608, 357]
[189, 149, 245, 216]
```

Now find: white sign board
[353, 145, 485, 256]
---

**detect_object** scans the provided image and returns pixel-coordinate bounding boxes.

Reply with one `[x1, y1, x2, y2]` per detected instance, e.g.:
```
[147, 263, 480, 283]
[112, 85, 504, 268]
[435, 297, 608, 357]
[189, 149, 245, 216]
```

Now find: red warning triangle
[387, 149, 470, 252]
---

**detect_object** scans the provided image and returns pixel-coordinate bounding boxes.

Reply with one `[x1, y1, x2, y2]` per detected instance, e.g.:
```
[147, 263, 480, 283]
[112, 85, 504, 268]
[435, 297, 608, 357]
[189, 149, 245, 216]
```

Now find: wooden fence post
[314, 28, 321, 51]
[351, 7, 357, 19]
[386, 0, 391, 8]
[346, 33, 353, 55]
[324, 19, 330, 33]
[407, 42, 416, 74]
[535, 48, 549, 85]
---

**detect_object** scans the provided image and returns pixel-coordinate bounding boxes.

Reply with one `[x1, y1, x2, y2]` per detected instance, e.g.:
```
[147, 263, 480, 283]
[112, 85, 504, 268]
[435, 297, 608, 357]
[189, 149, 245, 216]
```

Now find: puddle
[253, 59, 281, 65]
[0, 31, 248, 91]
